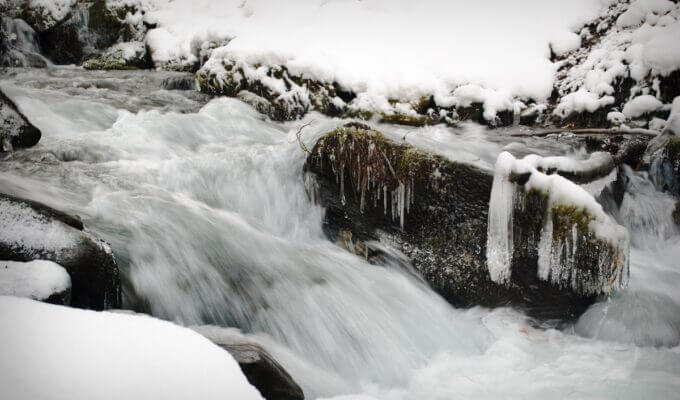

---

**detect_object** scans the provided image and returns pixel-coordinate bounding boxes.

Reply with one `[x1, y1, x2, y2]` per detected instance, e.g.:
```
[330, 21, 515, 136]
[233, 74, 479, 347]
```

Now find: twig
[292, 120, 315, 154]
[508, 127, 659, 138]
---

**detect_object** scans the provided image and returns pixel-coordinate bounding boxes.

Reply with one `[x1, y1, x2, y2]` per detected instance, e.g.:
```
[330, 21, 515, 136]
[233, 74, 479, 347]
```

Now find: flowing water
[1, 67, 679, 399]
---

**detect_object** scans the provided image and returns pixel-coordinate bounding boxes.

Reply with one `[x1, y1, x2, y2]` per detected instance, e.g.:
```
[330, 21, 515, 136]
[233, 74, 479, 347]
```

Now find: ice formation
[486, 151, 629, 294]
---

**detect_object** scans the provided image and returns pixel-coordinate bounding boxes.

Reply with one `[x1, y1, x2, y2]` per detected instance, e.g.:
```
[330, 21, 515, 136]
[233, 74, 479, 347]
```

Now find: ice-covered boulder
[196, 326, 305, 400]
[305, 123, 629, 318]
[0, 259, 71, 305]
[0, 87, 41, 152]
[0, 193, 120, 310]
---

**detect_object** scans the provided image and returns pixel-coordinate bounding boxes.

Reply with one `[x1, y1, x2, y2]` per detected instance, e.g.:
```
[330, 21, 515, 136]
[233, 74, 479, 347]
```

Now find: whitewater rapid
[1, 68, 678, 399]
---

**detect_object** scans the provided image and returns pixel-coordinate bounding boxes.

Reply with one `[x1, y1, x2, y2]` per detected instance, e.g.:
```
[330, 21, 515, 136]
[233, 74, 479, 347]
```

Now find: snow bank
[0, 260, 70, 300]
[141, 0, 614, 113]
[0, 296, 264, 400]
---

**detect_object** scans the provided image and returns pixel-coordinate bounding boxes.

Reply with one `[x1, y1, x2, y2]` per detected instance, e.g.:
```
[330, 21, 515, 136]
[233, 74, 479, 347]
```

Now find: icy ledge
[487, 151, 629, 296]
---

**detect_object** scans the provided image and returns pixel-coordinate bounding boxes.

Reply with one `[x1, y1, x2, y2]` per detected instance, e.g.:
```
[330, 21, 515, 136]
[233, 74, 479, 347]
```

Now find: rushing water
[1, 67, 679, 399]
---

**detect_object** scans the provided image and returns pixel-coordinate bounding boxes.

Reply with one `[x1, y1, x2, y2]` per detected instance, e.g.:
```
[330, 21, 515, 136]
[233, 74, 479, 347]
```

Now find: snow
[138, 0, 616, 118]
[0, 296, 264, 400]
[0, 260, 70, 300]
[616, 0, 675, 28]
[486, 151, 629, 293]
[0, 197, 78, 255]
[553, 88, 615, 118]
[622, 94, 663, 118]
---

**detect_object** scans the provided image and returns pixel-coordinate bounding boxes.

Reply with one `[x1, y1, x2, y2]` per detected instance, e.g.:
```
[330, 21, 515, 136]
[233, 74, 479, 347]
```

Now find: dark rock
[305, 124, 627, 319]
[1, 87, 41, 151]
[0, 193, 121, 310]
[198, 328, 304, 400]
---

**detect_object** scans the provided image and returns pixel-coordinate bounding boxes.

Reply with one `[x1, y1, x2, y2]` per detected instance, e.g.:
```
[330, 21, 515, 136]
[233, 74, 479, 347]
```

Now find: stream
[1, 67, 679, 399]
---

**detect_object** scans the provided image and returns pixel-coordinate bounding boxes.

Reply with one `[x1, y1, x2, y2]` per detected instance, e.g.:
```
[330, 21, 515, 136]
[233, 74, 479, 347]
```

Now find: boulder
[196, 327, 305, 400]
[0, 193, 121, 310]
[1, 87, 41, 152]
[304, 123, 629, 319]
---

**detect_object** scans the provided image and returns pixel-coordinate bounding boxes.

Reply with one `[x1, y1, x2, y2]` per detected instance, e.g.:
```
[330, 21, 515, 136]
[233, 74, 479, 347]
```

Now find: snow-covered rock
[0, 86, 41, 152]
[0, 193, 120, 310]
[0, 260, 71, 304]
[22, 0, 77, 32]
[83, 41, 150, 70]
[0, 296, 265, 400]
[554, 0, 680, 128]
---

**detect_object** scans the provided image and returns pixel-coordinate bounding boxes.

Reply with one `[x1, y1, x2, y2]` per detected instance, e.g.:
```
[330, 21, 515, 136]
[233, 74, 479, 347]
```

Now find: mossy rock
[304, 124, 614, 319]
[83, 42, 151, 70]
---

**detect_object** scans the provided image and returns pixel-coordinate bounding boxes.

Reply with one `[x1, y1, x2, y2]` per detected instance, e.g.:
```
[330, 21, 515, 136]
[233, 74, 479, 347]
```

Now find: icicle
[340, 161, 346, 206]
[398, 181, 405, 229]
[383, 185, 387, 215]
[486, 151, 517, 284]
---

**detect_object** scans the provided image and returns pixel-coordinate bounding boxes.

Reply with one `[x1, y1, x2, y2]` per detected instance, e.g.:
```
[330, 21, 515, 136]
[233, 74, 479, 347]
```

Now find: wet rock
[0, 193, 121, 310]
[196, 327, 305, 400]
[305, 124, 628, 319]
[83, 41, 150, 70]
[0, 87, 41, 152]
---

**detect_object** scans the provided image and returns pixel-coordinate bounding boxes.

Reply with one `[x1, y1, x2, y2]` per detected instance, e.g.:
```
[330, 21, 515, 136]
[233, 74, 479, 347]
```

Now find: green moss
[551, 204, 594, 235]
[344, 108, 374, 121]
[379, 113, 433, 127]
[665, 137, 680, 163]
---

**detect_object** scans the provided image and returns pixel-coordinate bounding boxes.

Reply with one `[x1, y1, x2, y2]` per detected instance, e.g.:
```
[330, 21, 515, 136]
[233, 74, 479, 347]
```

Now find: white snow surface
[0, 197, 78, 255]
[142, 0, 615, 106]
[0, 296, 264, 400]
[622, 94, 663, 118]
[0, 260, 70, 300]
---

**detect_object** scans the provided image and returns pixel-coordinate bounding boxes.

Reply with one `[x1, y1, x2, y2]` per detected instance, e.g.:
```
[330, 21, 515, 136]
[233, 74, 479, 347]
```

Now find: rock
[305, 123, 629, 319]
[22, 0, 76, 33]
[1, 87, 41, 152]
[0, 259, 72, 306]
[35, 0, 148, 65]
[195, 326, 305, 400]
[0, 193, 121, 310]
[83, 41, 150, 70]
[36, 2, 91, 65]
